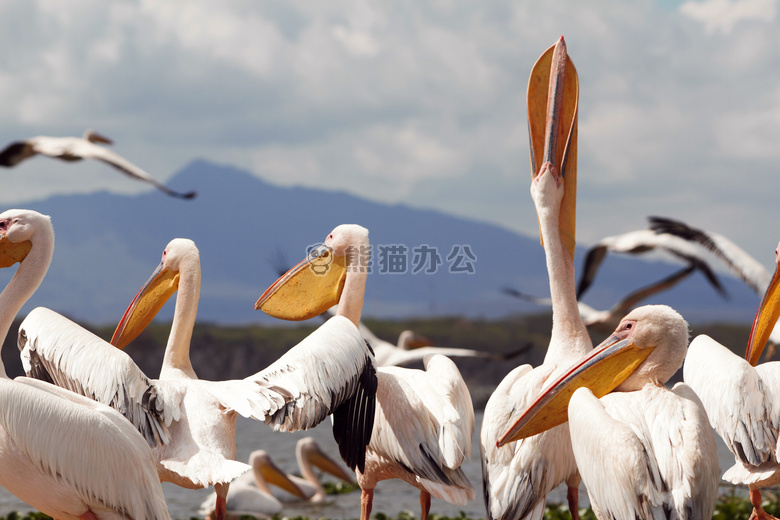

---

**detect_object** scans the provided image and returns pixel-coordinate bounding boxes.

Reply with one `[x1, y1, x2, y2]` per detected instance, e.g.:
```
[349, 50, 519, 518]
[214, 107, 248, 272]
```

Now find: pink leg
[78, 511, 98, 520]
[214, 482, 229, 520]
[361, 488, 374, 520]
[420, 491, 431, 520]
[567, 486, 579, 520]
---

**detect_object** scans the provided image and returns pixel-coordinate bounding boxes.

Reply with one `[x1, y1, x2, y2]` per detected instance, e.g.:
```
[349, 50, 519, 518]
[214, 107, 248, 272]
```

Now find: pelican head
[527, 36, 579, 259]
[248, 450, 307, 499]
[497, 305, 688, 446]
[297, 437, 356, 487]
[0, 210, 47, 267]
[111, 238, 199, 349]
[83, 129, 113, 145]
[397, 330, 433, 350]
[746, 241, 780, 366]
[255, 224, 369, 321]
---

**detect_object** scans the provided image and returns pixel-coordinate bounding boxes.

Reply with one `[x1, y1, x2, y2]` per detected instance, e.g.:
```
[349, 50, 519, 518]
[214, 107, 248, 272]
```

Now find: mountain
[3, 159, 763, 327]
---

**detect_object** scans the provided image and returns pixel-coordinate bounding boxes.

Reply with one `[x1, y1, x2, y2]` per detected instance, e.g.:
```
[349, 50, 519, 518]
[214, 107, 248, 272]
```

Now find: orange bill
[0, 235, 32, 268]
[746, 259, 780, 366]
[497, 333, 653, 447]
[527, 36, 579, 260]
[111, 261, 180, 349]
[255, 244, 347, 321]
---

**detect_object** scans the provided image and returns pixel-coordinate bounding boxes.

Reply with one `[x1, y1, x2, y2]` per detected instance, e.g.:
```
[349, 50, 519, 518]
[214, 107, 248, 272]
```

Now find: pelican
[283, 437, 356, 504]
[0, 209, 171, 520]
[256, 224, 476, 520]
[499, 305, 719, 519]
[0, 129, 197, 199]
[199, 450, 308, 520]
[503, 262, 701, 335]
[18, 237, 376, 520]
[576, 217, 729, 300]
[683, 240, 780, 520]
[480, 36, 589, 520]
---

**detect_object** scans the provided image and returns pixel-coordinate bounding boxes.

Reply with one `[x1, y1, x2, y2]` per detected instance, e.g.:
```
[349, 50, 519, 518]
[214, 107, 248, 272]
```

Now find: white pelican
[0, 209, 171, 520]
[500, 305, 719, 519]
[0, 129, 197, 199]
[256, 224, 476, 520]
[199, 450, 308, 520]
[683, 240, 780, 520]
[576, 217, 729, 300]
[18, 237, 376, 520]
[503, 263, 699, 335]
[284, 436, 357, 504]
[480, 36, 589, 520]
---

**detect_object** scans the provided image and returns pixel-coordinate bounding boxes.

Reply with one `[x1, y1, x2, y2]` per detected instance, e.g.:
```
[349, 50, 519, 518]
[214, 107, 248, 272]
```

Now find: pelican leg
[361, 488, 374, 520]
[420, 490, 431, 520]
[750, 488, 779, 520]
[78, 511, 98, 520]
[567, 486, 579, 520]
[214, 482, 229, 520]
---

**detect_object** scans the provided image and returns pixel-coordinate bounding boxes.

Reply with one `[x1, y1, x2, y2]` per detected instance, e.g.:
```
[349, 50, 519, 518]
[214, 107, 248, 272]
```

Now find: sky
[2, 0, 780, 272]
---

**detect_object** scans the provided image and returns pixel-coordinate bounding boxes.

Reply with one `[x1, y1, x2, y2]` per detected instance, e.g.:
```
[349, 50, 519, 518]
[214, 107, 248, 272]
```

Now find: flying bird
[0, 209, 171, 520]
[481, 36, 589, 520]
[684, 239, 780, 520]
[0, 129, 197, 199]
[18, 237, 376, 520]
[257, 224, 476, 520]
[501, 306, 719, 519]
[575, 217, 729, 300]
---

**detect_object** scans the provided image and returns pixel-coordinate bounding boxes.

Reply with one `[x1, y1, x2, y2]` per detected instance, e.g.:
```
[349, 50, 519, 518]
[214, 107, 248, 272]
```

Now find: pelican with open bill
[528, 35, 579, 260]
[498, 321, 654, 446]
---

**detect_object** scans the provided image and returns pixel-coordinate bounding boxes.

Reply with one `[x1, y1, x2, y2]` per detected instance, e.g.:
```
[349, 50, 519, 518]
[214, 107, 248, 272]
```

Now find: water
[0, 411, 743, 519]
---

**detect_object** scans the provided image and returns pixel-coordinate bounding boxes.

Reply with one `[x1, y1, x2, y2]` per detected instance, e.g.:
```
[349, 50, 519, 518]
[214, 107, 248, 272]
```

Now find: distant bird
[503, 262, 701, 335]
[19, 238, 376, 520]
[482, 37, 589, 520]
[576, 217, 729, 300]
[0, 209, 171, 520]
[503, 306, 719, 519]
[649, 215, 780, 348]
[257, 224, 476, 520]
[199, 449, 308, 520]
[0, 129, 197, 199]
[684, 240, 780, 520]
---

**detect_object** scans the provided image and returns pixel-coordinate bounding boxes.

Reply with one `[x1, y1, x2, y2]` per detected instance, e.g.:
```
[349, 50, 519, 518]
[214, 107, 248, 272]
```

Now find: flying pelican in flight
[575, 217, 729, 300]
[0, 209, 171, 520]
[0, 129, 197, 199]
[257, 224, 476, 520]
[503, 262, 704, 335]
[480, 36, 590, 520]
[499, 305, 719, 519]
[650, 215, 780, 350]
[199, 449, 309, 520]
[683, 240, 780, 520]
[18, 237, 376, 520]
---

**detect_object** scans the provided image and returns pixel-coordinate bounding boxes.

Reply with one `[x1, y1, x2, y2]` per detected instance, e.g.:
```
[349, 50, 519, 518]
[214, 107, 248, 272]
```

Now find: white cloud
[680, 0, 778, 34]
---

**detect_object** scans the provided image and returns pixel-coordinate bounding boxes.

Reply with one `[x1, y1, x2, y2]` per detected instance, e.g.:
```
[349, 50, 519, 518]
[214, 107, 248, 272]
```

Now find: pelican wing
[480, 363, 575, 520]
[372, 366, 475, 504]
[1, 378, 169, 520]
[684, 335, 780, 468]
[0, 141, 35, 166]
[18, 307, 184, 447]
[245, 315, 377, 472]
[568, 385, 718, 519]
[73, 140, 196, 199]
[381, 346, 502, 367]
[650, 216, 771, 294]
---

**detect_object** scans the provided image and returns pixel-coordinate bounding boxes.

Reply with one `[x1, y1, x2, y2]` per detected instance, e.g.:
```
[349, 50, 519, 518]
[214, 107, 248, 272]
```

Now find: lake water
[0, 410, 743, 519]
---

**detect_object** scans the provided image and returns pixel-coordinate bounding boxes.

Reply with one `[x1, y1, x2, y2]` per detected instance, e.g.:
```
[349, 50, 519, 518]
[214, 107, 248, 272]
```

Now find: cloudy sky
[2, 0, 780, 270]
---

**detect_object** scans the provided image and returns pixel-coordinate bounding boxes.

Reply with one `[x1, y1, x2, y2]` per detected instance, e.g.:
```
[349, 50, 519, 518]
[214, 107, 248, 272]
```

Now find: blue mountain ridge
[2, 159, 762, 327]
